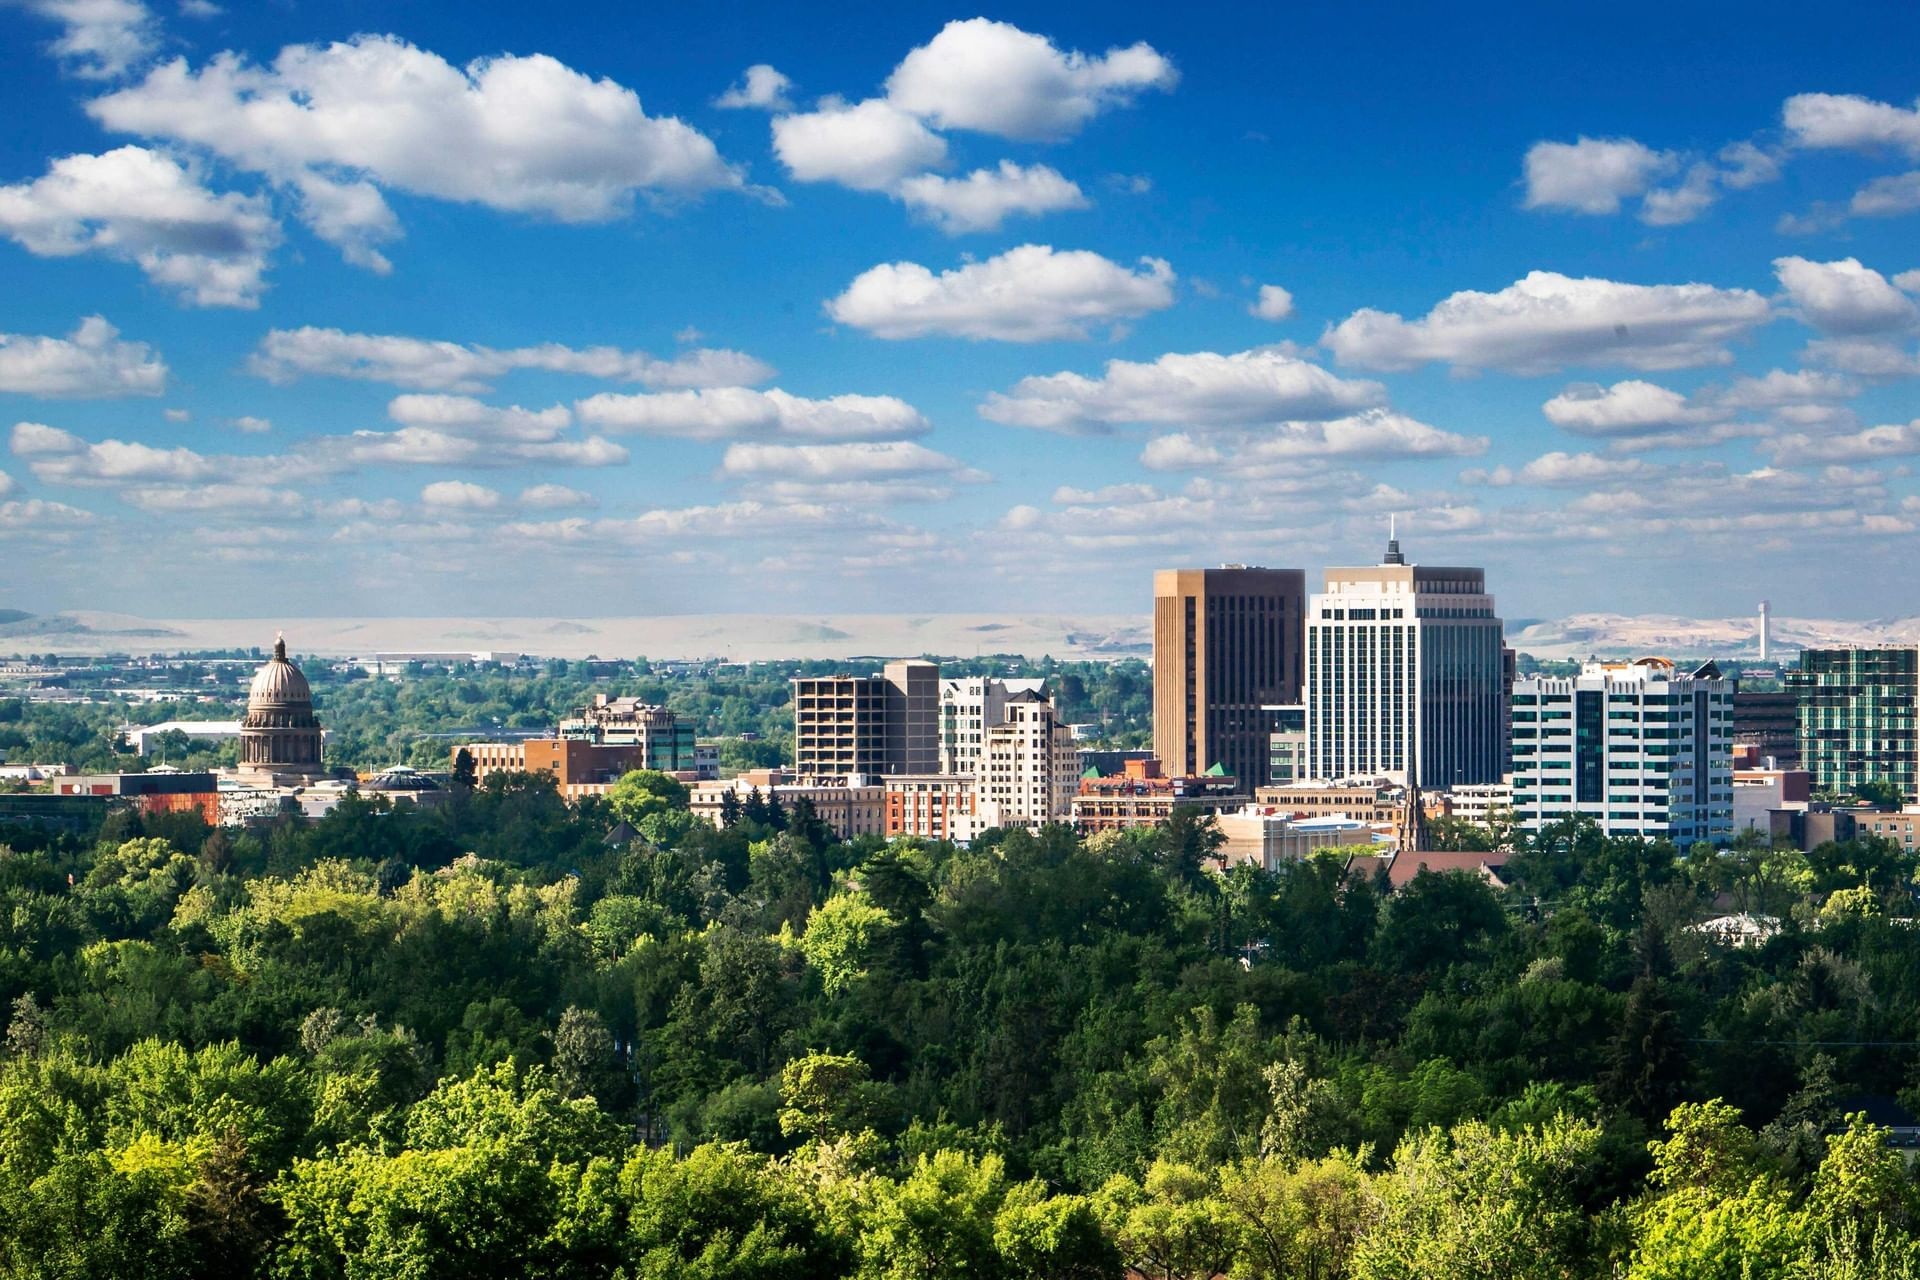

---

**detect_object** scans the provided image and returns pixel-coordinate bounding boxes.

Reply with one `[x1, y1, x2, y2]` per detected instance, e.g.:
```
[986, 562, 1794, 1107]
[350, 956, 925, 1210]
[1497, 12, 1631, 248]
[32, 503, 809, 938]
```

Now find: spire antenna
[1383, 513, 1406, 565]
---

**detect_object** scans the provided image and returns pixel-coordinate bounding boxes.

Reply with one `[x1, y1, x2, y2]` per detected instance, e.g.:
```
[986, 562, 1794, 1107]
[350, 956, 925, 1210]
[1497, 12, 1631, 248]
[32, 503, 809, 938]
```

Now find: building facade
[978, 691, 1080, 831]
[1789, 647, 1919, 803]
[1512, 658, 1733, 845]
[689, 771, 888, 839]
[1071, 758, 1244, 831]
[1303, 537, 1507, 788]
[1152, 566, 1306, 788]
[558, 695, 696, 771]
[884, 774, 978, 841]
[939, 676, 1046, 776]
[792, 660, 938, 778]
[1733, 690, 1801, 770]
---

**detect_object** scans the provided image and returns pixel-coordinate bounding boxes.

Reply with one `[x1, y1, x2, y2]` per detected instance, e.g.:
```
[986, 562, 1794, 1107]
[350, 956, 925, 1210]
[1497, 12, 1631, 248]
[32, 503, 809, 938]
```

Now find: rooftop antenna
[1383, 513, 1406, 565]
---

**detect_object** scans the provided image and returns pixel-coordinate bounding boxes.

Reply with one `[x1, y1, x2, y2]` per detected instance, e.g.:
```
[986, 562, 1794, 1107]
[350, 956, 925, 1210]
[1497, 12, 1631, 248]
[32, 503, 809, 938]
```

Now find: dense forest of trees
[4, 769, 1920, 1277]
[0, 655, 1153, 776]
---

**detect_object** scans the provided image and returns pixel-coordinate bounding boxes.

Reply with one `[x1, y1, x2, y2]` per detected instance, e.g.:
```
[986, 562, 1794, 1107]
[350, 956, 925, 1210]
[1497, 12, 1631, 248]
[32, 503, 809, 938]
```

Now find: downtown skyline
[1, 1, 1918, 623]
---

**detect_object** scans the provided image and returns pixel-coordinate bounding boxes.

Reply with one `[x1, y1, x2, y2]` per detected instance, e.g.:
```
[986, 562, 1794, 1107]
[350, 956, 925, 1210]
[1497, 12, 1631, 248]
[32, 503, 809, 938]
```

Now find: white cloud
[163, 407, 188, 422]
[1773, 256, 1919, 334]
[1640, 163, 1721, 226]
[518, 483, 594, 510]
[716, 64, 793, 111]
[88, 35, 745, 267]
[1711, 368, 1859, 411]
[1783, 92, 1920, 157]
[0, 469, 12, 497]
[1522, 137, 1674, 214]
[178, 0, 219, 17]
[1051, 482, 1159, 504]
[1324, 271, 1772, 374]
[826, 244, 1175, 341]
[883, 18, 1176, 142]
[420, 480, 502, 511]
[0, 146, 279, 306]
[122, 483, 299, 513]
[720, 439, 983, 484]
[1250, 284, 1295, 321]
[1232, 410, 1487, 464]
[576, 386, 928, 441]
[248, 326, 772, 392]
[0, 316, 166, 397]
[981, 346, 1385, 433]
[0, 498, 95, 529]
[1762, 420, 1920, 465]
[1466, 451, 1659, 487]
[896, 162, 1087, 233]
[1138, 433, 1223, 470]
[1851, 171, 1920, 218]
[16, 0, 157, 79]
[13, 422, 216, 484]
[772, 98, 947, 191]
[1717, 141, 1782, 189]
[330, 427, 626, 470]
[386, 394, 572, 442]
[509, 499, 901, 546]
[1542, 380, 1720, 436]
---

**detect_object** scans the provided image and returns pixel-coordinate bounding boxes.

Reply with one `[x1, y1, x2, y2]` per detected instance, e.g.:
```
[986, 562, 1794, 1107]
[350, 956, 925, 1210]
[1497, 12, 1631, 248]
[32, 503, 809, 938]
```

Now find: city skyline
[2, 1, 1918, 621]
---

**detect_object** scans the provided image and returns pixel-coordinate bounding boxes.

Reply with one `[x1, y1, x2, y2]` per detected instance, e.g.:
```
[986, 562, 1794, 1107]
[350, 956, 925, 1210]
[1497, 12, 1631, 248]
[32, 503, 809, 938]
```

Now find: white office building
[978, 691, 1079, 831]
[938, 676, 1047, 777]
[1304, 534, 1507, 788]
[1511, 658, 1733, 845]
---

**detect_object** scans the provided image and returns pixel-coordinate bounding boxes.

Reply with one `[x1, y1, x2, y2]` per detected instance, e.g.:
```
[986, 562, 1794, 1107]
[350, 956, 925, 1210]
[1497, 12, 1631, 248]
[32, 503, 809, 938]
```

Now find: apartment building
[939, 676, 1047, 776]
[977, 691, 1080, 831]
[792, 660, 939, 777]
[1789, 647, 1919, 803]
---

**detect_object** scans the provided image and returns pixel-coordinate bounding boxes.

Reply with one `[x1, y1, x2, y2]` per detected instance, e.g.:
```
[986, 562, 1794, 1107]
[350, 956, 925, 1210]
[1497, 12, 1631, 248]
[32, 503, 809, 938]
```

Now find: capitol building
[235, 634, 331, 786]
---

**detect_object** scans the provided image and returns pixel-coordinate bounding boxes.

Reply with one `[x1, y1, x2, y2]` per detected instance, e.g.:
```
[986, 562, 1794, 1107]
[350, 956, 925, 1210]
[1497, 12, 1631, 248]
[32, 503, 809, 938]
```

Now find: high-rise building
[559, 694, 696, 771]
[1511, 658, 1733, 845]
[1152, 566, 1306, 788]
[1732, 689, 1800, 769]
[1789, 647, 1920, 803]
[939, 676, 1047, 776]
[792, 660, 939, 778]
[1303, 535, 1506, 787]
[978, 691, 1080, 830]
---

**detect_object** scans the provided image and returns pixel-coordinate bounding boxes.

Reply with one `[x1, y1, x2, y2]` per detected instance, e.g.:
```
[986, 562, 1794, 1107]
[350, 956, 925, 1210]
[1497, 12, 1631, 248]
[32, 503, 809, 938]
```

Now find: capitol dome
[237, 633, 326, 783]
[249, 635, 313, 706]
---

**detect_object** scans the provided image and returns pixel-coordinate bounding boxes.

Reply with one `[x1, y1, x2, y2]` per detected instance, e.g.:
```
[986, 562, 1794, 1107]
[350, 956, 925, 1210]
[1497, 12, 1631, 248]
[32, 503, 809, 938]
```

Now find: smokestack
[1758, 600, 1771, 663]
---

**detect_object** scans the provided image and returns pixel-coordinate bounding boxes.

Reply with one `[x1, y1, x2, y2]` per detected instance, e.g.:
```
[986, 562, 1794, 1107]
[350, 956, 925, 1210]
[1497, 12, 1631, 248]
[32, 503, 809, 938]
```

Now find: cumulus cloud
[12, 421, 219, 484]
[1640, 163, 1721, 226]
[1464, 451, 1659, 488]
[88, 35, 745, 268]
[895, 162, 1087, 233]
[1228, 410, 1486, 465]
[509, 499, 903, 546]
[1523, 136, 1675, 214]
[772, 98, 947, 191]
[1773, 256, 1919, 335]
[719, 439, 984, 484]
[248, 326, 772, 393]
[230, 415, 271, 433]
[1542, 380, 1721, 436]
[1250, 284, 1295, 321]
[0, 498, 95, 529]
[826, 244, 1175, 341]
[15, 0, 157, 79]
[716, 64, 793, 111]
[121, 483, 301, 513]
[420, 480, 502, 511]
[518, 483, 595, 510]
[576, 387, 928, 441]
[980, 346, 1385, 433]
[0, 469, 12, 497]
[1851, 171, 1920, 218]
[385, 394, 572, 442]
[1762, 419, 1920, 465]
[328, 427, 626, 470]
[1324, 271, 1773, 374]
[0, 316, 166, 397]
[0, 146, 279, 306]
[882, 18, 1176, 142]
[1783, 92, 1920, 157]
[1803, 337, 1920, 378]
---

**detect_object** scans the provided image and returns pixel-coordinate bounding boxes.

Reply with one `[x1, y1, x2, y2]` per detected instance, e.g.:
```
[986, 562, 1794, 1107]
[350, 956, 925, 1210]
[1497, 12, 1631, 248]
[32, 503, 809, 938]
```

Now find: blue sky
[1, 0, 1917, 623]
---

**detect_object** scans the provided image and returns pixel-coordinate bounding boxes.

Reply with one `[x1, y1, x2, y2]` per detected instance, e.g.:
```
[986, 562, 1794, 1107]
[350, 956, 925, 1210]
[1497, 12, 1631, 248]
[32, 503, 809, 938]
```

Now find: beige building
[1253, 780, 1401, 827]
[690, 770, 888, 839]
[1153, 567, 1306, 788]
[939, 676, 1046, 776]
[885, 774, 979, 841]
[1071, 758, 1245, 832]
[792, 660, 938, 777]
[978, 691, 1079, 831]
[1216, 810, 1376, 871]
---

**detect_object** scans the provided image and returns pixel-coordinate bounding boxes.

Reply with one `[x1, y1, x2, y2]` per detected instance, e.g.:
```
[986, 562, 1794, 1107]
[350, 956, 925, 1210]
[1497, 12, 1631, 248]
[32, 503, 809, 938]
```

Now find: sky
[0, 0, 1917, 625]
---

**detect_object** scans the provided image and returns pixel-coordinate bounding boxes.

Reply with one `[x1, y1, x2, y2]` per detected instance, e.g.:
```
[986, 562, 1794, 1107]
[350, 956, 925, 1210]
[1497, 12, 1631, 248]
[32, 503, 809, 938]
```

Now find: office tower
[1511, 658, 1733, 845]
[792, 660, 938, 777]
[1303, 533, 1505, 787]
[978, 691, 1080, 830]
[1732, 690, 1800, 769]
[1789, 647, 1920, 803]
[1152, 566, 1306, 788]
[939, 675, 1047, 776]
[558, 695, 696, 771]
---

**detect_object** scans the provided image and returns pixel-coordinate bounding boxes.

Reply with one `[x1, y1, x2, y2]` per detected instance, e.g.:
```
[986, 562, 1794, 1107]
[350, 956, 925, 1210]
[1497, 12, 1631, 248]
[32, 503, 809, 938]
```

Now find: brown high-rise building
[1153, 567, 1306, 787]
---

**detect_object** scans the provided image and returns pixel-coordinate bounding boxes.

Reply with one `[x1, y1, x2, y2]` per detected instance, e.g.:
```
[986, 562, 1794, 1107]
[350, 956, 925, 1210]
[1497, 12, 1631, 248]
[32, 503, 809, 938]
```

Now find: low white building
[126, 720, 244, 755]
[1216, 810, 1376, 871]
[1512, 658, 1733, 845]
